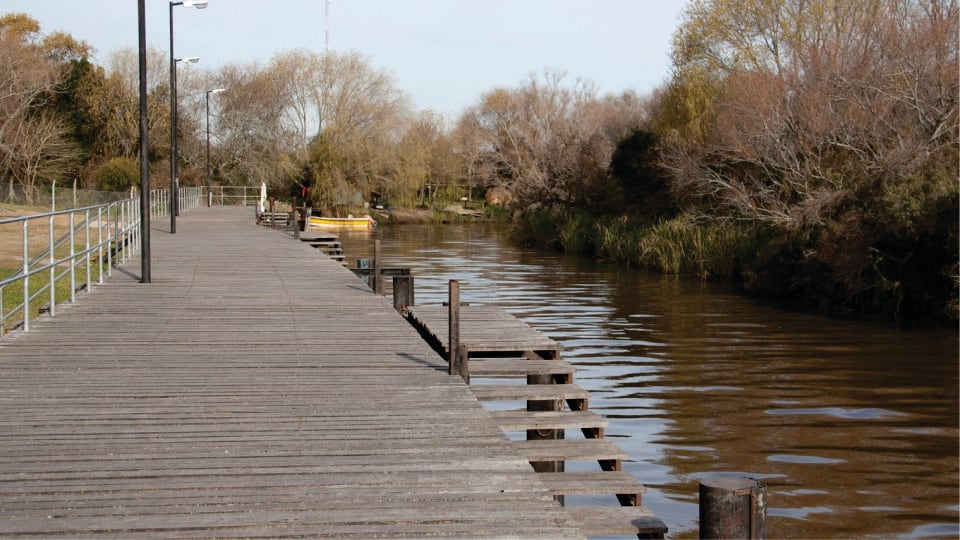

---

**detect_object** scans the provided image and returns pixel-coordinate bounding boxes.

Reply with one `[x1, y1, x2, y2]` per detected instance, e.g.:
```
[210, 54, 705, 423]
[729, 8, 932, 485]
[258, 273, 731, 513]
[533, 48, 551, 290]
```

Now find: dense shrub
[509, 205, 564, 249]
[95, 157, 139, 192]
[559, 212, 597, 255]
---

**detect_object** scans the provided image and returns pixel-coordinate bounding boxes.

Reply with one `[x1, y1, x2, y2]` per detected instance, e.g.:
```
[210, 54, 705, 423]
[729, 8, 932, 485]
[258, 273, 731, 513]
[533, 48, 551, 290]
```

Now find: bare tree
[271, 49, 324, 152]
[8, 113, 79, 203]
[0, 15, 79, 200]
[304, 50, 411, 210]
[455, 69, 640, 209]
[213, 61, 296, 191]
[662, 0, 959, 226]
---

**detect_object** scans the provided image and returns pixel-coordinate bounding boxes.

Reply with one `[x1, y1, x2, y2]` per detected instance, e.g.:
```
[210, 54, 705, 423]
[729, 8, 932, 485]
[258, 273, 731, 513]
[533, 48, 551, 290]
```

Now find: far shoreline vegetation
[0, 1, 956, 328]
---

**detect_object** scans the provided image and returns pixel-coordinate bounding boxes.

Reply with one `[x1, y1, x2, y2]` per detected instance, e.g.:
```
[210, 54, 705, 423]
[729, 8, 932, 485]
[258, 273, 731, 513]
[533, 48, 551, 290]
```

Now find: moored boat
[308, 215, 377, 229]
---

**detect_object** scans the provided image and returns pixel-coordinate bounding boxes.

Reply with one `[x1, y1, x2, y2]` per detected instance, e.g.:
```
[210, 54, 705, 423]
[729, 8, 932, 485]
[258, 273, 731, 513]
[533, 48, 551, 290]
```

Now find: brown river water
[335, 222, 959, 539]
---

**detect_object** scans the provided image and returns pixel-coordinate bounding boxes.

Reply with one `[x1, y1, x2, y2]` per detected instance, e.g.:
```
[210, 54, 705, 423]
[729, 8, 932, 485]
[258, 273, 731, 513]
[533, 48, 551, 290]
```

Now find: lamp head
[210, 88, 226, 95]
[177, 56, 200, 64]
[183, 0, 209, 8]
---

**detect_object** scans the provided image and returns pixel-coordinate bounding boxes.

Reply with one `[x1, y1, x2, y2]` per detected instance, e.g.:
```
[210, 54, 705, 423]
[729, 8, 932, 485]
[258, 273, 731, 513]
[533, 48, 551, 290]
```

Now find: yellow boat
[308, 215, 377, 230]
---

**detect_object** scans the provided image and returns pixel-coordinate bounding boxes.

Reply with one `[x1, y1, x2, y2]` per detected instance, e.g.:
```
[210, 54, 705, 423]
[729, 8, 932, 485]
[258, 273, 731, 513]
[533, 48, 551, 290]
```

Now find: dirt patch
[0, 211, 91, 266]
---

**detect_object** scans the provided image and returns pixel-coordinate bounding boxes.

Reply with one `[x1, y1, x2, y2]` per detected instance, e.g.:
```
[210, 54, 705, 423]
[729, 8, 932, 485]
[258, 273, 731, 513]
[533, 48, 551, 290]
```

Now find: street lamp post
[169, 0, 208, 234]
[205, 88, 225, 207]
[138, 0, 150, 282]
[172, 55, 199, 219]
[170, 55, 199, 229]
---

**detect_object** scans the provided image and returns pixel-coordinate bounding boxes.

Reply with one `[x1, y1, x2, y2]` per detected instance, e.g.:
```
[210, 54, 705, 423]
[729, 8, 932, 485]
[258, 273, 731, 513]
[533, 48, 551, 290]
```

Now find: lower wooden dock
[407, 305, 667, 538]
[0, 207, 585, 538]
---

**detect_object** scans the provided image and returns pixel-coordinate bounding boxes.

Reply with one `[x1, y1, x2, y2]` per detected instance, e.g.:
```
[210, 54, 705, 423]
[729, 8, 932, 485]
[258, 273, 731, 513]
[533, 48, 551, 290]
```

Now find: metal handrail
[0, 189, 168, 335]
[214, 185, 262, 206]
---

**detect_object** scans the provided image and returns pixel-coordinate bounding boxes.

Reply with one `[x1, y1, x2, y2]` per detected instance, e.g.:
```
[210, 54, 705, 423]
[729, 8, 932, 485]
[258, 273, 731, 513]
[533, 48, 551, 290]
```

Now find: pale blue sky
[3, 1, 686, 115]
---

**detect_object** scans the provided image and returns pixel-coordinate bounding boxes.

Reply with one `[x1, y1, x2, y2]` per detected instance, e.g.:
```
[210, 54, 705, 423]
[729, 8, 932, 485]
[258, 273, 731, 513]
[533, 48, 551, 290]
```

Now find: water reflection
[337, 223, 959, 539]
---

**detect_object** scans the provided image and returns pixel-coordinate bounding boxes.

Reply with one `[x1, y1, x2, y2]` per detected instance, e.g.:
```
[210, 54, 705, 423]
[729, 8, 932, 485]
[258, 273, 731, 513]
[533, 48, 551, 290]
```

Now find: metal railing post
[129, 198, 138, 258]
[22, 220, 30, 332]
[48, 214, 56, 317]
[108, 204, 115, 277]
[84, 209, 91, 293]
[69, 210, 76, 304]
[120, 202, 127, 264]
[97, 207, 104, 285]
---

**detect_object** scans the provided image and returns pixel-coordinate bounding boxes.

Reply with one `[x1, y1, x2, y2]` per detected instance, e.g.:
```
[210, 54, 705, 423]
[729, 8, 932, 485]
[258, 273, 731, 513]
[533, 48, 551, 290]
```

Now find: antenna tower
[325, 0, 330, 52]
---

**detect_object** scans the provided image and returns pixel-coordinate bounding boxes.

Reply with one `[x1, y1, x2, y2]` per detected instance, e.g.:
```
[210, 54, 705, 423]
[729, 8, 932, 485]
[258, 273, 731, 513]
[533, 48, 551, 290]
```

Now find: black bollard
[699, 477, 767, 539]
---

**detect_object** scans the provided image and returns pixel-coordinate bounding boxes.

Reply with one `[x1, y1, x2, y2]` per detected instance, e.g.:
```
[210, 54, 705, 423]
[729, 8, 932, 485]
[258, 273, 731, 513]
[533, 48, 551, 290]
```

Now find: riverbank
[372, 205, 503, 225]
[508, 208, 958, 329]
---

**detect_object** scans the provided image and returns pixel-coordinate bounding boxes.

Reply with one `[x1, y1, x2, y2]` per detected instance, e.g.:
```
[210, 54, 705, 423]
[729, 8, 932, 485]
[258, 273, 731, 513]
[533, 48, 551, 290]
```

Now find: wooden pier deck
[406, 305, 667, 538]
[0, 207, 585, 538]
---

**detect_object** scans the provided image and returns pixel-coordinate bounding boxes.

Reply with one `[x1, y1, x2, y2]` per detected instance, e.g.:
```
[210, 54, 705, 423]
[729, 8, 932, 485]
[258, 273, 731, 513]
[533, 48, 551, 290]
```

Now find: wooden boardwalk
[0, 207, 584, 538]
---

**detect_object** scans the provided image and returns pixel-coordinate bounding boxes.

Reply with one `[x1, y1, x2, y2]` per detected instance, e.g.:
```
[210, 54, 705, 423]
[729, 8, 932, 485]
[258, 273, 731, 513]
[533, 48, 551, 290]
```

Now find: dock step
[257, 211, 289, 226]
[469, 358, 575, 378]
[566, 506, 667, 537]
[515, 439, 627, 463]
[298, 234, 345, 261]
[539, 471, 645, 502]
[490, 409, 608, 432]
[469, 384, 589, 402]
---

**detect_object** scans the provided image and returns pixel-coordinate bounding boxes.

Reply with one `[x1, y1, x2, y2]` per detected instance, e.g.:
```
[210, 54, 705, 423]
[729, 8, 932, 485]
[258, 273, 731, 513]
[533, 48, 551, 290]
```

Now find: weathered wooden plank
[469, 358, 575, 377]
[566, 506, 668, 536]
[538, 471, 647, 497]
[490, 409, 609, 431]
[513, 439, 628, 462]
[470, 384, 590, 402]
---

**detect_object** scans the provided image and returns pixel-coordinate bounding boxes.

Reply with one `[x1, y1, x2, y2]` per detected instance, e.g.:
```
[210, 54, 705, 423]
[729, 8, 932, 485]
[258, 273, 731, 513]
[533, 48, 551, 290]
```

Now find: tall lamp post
[170, 55, 199, 231]
[205, 88, 225, 207]
[138, 0, 150, 282]
[169, 0, 208, 234]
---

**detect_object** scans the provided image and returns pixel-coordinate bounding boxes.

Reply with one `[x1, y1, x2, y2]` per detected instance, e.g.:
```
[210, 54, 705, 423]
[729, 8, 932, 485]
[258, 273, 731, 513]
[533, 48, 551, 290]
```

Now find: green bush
[483, 204, 511, 222]
[510, 206, 564, 248]
[594, 216, 644, 264]
[95, 158, 139, 192]
[588, 215, 749, 278]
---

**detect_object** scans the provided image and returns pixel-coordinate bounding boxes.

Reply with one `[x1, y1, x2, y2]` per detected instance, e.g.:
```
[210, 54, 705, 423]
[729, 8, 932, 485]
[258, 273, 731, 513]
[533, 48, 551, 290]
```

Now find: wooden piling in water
[699, 477, 767, 539]
[527, 347, 564, 475]
[393, 275, 414, 311]
[448, 280, 466, 381]
[374, 240, 383, 295]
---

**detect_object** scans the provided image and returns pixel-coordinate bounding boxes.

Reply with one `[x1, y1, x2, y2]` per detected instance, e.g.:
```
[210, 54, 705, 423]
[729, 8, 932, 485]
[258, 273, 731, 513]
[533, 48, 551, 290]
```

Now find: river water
[335, 222, 959, 539]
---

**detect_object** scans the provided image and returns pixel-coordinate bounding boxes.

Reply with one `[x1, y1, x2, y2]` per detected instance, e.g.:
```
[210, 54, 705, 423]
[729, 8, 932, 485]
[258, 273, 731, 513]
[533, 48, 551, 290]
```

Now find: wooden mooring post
[393, 275, 414, 311]
[374, 240, 383, 295]
[447, 280, 466, 381]
[699, 477, 767, 539]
